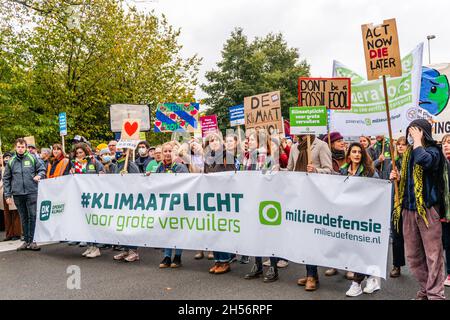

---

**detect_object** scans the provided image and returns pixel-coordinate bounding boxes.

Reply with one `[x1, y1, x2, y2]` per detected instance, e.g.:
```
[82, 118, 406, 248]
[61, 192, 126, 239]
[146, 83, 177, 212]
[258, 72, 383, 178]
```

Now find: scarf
[295, 136, 315, 172]
[332, 149, 345, 161]
[74, 159, 87, 174]
[393, 146, 427, 231]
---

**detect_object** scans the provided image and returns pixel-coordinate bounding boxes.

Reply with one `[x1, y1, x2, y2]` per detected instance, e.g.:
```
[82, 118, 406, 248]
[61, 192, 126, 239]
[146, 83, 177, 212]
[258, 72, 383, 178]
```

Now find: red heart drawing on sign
[170, 113, 177, 120]
[180, 120, 186, 127]
[155, 121, 162, 127]
[190, 109, 197, 116]
[124, 121, 138, 137]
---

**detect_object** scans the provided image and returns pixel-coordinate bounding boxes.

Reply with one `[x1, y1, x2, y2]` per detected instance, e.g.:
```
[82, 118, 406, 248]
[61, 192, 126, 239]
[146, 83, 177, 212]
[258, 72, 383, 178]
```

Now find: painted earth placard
[154, 103, 199, 133]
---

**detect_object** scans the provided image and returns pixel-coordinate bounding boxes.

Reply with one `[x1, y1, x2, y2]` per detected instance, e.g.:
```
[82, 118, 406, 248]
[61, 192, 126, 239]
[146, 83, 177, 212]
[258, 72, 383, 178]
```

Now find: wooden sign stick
[382, 75, 399, 204]
[123, 149, 130, 174]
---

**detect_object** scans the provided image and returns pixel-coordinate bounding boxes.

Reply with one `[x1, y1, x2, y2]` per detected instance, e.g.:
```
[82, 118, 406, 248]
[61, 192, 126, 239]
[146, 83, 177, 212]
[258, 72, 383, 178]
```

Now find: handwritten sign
[361, 18, 402, 80]
[121, 119, 141, 140]
[200, 115, 218, 137]
[24, 136, 36, 146]
[244, 91, 282, 134]
[298, 78, 351, 110]
[154, 103, 199, 133]
[117, 140, 139, 150]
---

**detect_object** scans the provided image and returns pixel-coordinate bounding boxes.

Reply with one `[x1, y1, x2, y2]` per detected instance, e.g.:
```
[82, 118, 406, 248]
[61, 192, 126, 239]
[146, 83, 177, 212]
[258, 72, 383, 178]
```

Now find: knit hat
[323, 132, 344, 144]
[99, 148, 110, 156]
[97, 143, 108, 151]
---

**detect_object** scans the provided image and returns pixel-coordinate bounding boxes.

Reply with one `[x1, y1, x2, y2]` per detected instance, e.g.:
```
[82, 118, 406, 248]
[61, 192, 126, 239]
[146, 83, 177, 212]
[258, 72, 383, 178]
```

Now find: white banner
[331, 43, 423, 136]
[35, 172, 392, 278]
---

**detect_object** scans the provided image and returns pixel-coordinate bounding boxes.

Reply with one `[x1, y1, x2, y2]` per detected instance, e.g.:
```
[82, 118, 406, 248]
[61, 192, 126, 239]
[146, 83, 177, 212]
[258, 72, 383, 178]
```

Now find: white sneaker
[363, 276, 381, 294]
[86, 247, 101, 258]
[82, 246, 94, 256]
[277, 260, 289, 268]
[444, 275, 450, 287]
[263, 259, 271, 267]
[346, 281, 363, 297]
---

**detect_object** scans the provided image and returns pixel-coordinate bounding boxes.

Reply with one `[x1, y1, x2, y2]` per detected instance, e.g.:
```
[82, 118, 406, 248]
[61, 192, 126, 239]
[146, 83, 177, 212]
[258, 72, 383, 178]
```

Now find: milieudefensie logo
[259, 201, 282, 226]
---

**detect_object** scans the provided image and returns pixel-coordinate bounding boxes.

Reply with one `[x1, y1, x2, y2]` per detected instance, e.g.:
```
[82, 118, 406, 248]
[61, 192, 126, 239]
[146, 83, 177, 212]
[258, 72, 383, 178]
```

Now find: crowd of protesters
[1, 119, 449, 299]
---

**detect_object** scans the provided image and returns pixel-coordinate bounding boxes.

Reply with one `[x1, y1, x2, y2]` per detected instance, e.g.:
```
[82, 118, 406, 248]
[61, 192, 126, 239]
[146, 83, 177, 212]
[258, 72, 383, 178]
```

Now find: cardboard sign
[24, 136, 36, 146]
[110, 104, 150, 132]
[298, 78, 351, 110]
[117, 140, 139, 150]
[121, 119, 141, 140]
[289, 106, 328, 135]
[361, 18, 402, 80]
[200, 115, 218, 137]
[229, 104, 245, 126]
[244, 91, 283, 134]
[154, 103, 199, 133]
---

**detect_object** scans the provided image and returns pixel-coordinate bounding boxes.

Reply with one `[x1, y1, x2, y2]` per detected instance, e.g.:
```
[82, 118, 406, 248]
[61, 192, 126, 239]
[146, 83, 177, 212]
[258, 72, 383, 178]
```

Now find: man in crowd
[135, 141, 153, 173]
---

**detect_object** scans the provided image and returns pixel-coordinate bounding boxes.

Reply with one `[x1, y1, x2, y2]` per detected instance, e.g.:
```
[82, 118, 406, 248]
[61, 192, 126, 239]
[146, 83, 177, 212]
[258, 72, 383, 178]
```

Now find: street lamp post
[427, 35, 436, 65]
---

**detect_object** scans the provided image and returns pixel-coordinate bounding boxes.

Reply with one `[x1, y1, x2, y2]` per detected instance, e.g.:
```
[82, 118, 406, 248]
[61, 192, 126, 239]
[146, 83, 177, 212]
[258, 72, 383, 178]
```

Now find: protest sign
[154, 103, 199, 133]
[117, 140, 139, 150]
[244, 91, 283, 134]
[229, 104, 245, 126]
[110, 104, 150, 132]
[24, 136, 36, 146]
[290, 107, 328, 135]
[59, 112, 67, 136]
[121, 119, 141, 141]
[298, 78, 351, 110]
[361, 18, 402, 81]
[35, 171, 392, 278]
[200, 115, 218, 137]
[331, 43, 423, 136]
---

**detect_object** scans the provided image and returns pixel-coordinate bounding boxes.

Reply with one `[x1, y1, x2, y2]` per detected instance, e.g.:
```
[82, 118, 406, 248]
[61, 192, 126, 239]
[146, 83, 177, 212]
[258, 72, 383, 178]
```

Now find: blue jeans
[14, 194, 37, 243]
[306, 264, 318, 277]
[214, 251, 231, 262]
[164, 248, 182, 257]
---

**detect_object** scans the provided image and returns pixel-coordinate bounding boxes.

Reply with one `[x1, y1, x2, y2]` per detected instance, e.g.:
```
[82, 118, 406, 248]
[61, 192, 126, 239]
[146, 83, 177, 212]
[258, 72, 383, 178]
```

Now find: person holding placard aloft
[339, 143, 381, 297]
[287, 134, 332, 291]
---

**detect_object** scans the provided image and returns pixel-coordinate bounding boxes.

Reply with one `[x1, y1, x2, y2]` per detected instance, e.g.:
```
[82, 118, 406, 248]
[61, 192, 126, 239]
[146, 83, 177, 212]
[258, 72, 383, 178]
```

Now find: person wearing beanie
[391, 119, 447, 300]
[99, 148, 115, 174]
[324, 132, 346, 174]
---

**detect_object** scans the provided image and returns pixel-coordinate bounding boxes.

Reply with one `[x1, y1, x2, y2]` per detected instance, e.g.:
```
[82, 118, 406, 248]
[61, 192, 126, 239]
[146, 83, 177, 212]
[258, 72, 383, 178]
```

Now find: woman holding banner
[390, 119, 446, 300]
[288, 134, 332, 291]
[243, 129, 280, 283]
[338, 142, 381, 297]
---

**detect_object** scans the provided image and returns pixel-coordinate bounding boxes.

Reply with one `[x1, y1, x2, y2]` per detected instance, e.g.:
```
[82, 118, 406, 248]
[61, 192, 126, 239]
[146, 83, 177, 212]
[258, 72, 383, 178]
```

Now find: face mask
[102, 156, 112, 163]
[407, 134, 414, 145]
[138, 148, 147, 156]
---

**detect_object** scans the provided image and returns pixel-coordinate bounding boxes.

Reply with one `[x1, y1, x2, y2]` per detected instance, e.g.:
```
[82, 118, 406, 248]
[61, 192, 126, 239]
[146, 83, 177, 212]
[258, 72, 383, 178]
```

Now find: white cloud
[132, 0, 450, 101]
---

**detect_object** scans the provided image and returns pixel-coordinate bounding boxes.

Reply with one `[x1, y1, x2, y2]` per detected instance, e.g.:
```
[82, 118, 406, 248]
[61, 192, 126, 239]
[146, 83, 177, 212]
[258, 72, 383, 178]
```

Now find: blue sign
[59, 112, 67, 136]
[229, 104, 245, 127]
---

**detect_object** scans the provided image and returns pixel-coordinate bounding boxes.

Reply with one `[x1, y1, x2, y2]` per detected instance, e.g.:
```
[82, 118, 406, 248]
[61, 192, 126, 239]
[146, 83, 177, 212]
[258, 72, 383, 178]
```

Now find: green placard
[290, 106, 328, 135]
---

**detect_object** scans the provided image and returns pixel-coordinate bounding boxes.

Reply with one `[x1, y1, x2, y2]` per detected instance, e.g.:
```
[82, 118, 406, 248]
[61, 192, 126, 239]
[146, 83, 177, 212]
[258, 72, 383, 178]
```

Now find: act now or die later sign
[290, 106, 328, 135]
[361, 18, 402, 80]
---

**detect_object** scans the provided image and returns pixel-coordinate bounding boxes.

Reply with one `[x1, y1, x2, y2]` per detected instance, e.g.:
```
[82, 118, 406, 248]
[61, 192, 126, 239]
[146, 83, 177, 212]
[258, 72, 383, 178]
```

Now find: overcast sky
[131, 0, 450, 102]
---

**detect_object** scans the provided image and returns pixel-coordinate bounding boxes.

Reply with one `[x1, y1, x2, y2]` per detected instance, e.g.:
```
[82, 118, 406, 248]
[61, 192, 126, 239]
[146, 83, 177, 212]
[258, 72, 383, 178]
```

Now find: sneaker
[390, 266, 401, 278]
[325, 268, 338, 276]
[86, 247, 101, 258]
[207, 252, 214, 260]
[346, 281, 363, 297]
[194, 251, 204, 260]
[78, 242, 87, 247]
[363, 276, 380, 294]
[113, 245, 124, 251]
[298, 275, 319, 286]
[113, 251, 129, 261]
[171, 255, 182, 268]
[345, 271, 355, 280]
[28, 242, 41, 251]
[263, 259, 271, 267]
[239, 256, 250, 264]
[227, 255, 237, 263]
[17, 242, 29, 251]
[277, 260, 289, 268]
[263, 267, 279, 283]
[159, 256, 171, 268]
[209, 262, 220, 274]
[215, 263, 231, 274]
[82, 246, 94, 256]
[124, 250, 139, 262]
[444, 275, 450, 287]
[244, 264, 263, 279]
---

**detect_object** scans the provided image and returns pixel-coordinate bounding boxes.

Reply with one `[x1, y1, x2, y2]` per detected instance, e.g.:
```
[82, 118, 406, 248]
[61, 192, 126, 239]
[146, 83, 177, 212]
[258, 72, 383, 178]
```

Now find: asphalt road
[0, 239, 446, 300]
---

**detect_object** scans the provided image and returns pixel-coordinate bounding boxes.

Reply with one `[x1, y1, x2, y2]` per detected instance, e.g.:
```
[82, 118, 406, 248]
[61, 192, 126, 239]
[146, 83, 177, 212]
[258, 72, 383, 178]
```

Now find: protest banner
[35, 171, 392, 278]
[200, 115, 218, 137]
[289, 107, 328, 135]
[229, 104, 245, 127]
[110, 104, 150, 132]
[414, 63, 450, 141]
[154, 103, 199, 133]
[361, 18, 402, 81]
[331, 43, 423, 136]
[298, 78, 351, 110]
[244, 91, 283, 134]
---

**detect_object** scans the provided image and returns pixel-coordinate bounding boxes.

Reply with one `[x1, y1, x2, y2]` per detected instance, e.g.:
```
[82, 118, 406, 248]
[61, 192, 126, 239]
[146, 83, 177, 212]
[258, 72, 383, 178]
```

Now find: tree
[0, 0, 200, 151]
[201, 28, 310, 132]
